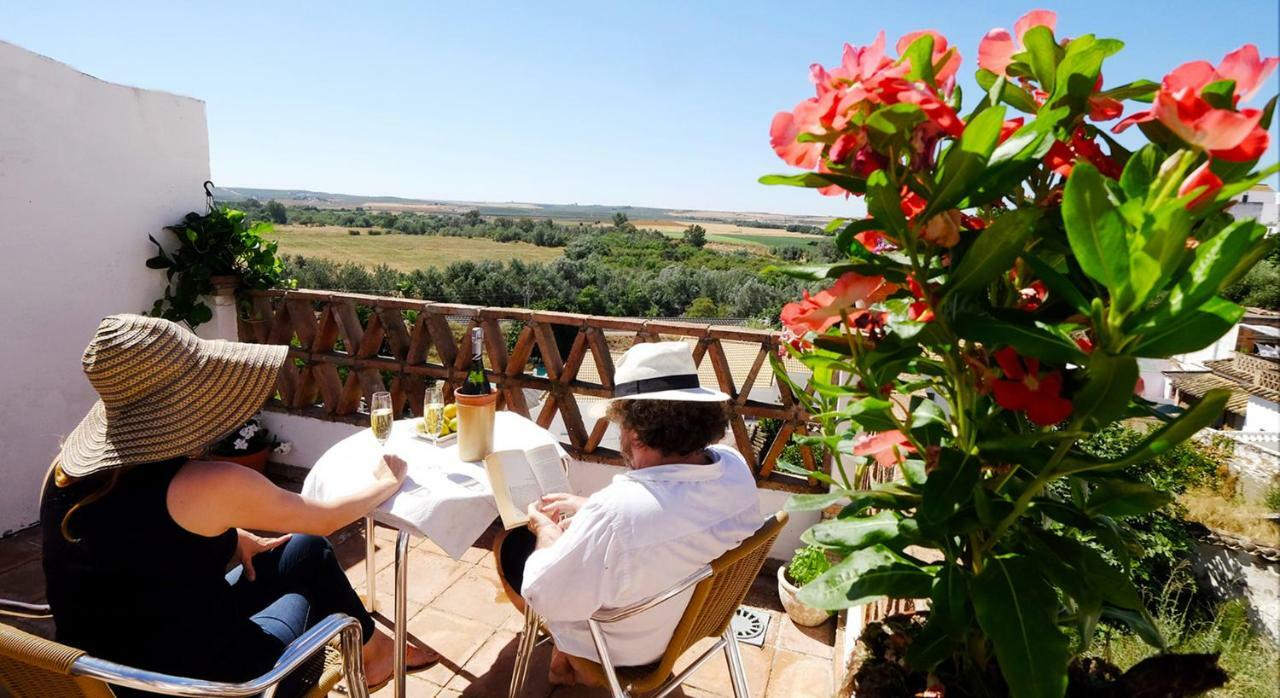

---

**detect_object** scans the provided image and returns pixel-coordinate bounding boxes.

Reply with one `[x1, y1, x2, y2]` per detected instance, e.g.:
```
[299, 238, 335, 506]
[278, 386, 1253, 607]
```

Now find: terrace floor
[0, 522, 838, 697]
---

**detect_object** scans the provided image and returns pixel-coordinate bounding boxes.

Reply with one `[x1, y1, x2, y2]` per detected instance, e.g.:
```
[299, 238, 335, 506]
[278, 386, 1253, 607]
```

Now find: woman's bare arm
[167, 455, 406, 537]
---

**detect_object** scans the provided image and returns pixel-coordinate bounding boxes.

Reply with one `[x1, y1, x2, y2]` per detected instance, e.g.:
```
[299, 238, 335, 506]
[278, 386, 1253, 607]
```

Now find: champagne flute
[370, 391, 393, 448]
[424, 384, 445, 444]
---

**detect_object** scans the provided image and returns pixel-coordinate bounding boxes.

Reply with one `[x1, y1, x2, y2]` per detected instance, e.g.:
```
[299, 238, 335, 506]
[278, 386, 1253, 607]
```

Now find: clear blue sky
[3, 1, 1277, 217]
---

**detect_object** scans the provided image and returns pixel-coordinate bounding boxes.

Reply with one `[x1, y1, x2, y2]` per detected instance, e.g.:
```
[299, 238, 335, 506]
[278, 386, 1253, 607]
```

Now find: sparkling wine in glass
[370, 391, 393, 447]
[423, 384, 445, 444]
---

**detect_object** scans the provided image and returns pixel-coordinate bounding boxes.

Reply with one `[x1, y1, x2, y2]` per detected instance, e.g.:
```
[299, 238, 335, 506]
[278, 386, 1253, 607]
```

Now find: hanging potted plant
[210, 417, 288, 474]
[778, 544, 833, 627]
[762, 9, 1276, 697]
[145, 182, 288, 328]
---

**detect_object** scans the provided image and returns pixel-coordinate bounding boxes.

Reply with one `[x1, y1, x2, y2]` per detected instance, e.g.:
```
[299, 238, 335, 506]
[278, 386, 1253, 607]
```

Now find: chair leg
[509, 604, 540, 698]
[722, 629, 750, 698]
[364, 515, 377, 613]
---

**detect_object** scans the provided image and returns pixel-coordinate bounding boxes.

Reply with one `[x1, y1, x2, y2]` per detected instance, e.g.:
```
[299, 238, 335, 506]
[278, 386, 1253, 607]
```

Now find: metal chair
[0, 599, 369, 698]
[509, 511, 788, 698]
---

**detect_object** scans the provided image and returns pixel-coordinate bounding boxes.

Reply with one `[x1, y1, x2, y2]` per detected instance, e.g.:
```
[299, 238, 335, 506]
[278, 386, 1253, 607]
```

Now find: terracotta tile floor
[0, 522, 836, 697]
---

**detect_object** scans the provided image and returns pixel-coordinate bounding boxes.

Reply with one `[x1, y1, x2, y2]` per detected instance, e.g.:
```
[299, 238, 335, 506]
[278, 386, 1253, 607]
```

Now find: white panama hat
[588, 341, 729, 420]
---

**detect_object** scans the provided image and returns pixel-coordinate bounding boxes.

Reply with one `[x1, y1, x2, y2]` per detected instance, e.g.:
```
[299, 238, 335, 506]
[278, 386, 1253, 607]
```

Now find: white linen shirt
[520, 445, 762, 666]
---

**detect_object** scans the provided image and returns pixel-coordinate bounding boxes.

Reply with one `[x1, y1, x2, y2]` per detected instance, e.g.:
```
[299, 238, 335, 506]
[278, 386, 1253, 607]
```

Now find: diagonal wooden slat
[584, 327, 616, 390]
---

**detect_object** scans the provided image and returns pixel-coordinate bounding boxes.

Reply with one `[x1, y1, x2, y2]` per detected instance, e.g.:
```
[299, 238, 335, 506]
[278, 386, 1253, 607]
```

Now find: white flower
[272, 442, 293, 455]
[233, 438, 250, 451]
[238, 425, 256, 438]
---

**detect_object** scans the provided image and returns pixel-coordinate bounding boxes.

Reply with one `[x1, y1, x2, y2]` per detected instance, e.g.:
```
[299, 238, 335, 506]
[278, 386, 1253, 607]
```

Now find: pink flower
[853, 430, 915, 468]
[780, 272, 896, 336]
[1178, 161, 1224, 209]
[978, 9, 1057, 77]
[875, 77, 965, 139]
[1114, 45, 1277, 162]
[895, 30, 962, 89]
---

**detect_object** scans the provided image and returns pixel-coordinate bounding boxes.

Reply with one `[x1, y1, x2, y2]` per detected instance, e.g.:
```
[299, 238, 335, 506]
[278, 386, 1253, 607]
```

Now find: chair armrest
[69, 613, 369, 698]
[0, 598, 52, 619]
[590, 566, 712, 624]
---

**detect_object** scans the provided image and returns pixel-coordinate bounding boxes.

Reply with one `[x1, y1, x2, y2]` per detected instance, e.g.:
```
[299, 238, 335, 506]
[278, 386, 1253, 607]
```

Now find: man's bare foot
[364, 629, 439, 688]
[548, 649, 578, 686]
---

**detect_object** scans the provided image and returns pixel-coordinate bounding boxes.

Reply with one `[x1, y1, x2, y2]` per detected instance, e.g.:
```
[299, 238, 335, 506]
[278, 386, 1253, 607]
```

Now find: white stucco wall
[1243, 396, 1280, 433]
[0, 41, 210, 534]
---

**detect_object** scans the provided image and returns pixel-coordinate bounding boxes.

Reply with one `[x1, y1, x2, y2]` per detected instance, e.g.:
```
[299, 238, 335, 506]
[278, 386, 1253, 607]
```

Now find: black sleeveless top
[40, 459, 238, 675]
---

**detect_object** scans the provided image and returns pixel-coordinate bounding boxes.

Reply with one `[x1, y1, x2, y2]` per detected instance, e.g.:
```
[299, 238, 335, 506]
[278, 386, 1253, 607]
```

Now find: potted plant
[762, 9, 1275, 697]
[146, 189, 287, 329]
[778, 545, 833, 626]
[211, 417, 286, 474]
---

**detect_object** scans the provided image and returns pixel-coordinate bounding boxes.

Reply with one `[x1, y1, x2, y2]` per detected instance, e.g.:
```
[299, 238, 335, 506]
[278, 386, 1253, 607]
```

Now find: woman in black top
[40, 315, 436, 694]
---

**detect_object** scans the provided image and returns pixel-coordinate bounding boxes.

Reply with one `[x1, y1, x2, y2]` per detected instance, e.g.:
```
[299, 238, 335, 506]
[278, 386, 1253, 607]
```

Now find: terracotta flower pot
[778, 565, 832, 627]
[215, 447, 269, 474]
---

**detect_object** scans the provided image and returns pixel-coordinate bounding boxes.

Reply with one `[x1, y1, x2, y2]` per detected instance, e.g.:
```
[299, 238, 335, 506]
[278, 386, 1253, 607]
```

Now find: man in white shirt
[493, 342, 762, 687]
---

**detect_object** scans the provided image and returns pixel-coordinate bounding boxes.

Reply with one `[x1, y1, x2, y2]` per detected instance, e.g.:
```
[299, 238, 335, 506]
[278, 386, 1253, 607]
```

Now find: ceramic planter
[778, 565, 832, 627]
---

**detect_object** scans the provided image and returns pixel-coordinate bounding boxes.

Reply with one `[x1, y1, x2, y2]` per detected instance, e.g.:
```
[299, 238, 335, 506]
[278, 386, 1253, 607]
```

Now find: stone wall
[1193, 531, 1280, 643]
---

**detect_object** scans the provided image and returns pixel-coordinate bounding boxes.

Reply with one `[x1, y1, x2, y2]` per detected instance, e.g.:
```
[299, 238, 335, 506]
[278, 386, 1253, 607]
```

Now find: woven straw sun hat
[586, 341, 729, 420]
[57, 314, 289, 477]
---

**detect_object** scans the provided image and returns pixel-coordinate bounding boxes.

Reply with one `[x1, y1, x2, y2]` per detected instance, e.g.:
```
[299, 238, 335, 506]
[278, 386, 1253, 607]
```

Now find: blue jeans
[123, 534, 376, 697]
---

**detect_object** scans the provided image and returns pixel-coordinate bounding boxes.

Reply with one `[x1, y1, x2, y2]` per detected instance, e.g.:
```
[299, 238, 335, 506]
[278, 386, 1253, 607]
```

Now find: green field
[266, 225, 564, 271]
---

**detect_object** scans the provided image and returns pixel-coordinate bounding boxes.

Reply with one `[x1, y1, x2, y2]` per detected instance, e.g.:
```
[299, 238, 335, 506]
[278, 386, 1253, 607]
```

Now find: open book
[484, 443, 572, 529]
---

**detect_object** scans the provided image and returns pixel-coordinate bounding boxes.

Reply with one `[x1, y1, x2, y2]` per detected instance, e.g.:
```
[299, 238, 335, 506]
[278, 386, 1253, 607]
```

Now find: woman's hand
[537, 493, 586, 529]
[235, 529, 292, 582]
[374, 454, 408, 495]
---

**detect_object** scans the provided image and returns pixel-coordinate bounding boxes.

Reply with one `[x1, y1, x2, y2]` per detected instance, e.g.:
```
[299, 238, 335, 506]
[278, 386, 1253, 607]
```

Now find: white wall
[1243, 396, 1280, 433]
[0, 42, 210, 534]
[1172, 324, 1240, 369]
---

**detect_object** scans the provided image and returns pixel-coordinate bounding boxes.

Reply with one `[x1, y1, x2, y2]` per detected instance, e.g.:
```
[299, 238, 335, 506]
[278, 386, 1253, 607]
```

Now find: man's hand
[537, 493, 586, 530]
[235, 529, 291, 582]
[526, 503, 563, 549]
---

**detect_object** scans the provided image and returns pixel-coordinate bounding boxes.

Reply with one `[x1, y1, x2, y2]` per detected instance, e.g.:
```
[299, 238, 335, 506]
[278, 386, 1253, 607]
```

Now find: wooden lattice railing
[237, 288, 830, 492]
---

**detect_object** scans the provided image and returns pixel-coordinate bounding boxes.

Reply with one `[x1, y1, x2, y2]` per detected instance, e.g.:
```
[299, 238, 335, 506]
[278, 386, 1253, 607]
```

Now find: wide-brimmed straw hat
[58, 314, 289, 477]
[587, 341, 729, 420]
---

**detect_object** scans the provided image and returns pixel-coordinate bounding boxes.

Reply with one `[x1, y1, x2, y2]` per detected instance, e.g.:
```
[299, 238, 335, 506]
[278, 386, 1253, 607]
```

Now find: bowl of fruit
[414, 402, 459, 444]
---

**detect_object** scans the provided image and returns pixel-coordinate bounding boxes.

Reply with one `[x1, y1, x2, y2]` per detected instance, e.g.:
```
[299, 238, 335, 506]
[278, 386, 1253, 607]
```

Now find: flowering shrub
[211, 417, 281, 456]
[764, 10, 1276, 697]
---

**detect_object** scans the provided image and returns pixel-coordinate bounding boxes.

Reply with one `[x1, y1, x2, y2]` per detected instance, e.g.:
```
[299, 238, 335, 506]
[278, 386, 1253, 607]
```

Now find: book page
[484, 449, 539, 529]
[527, 443, 570, 495]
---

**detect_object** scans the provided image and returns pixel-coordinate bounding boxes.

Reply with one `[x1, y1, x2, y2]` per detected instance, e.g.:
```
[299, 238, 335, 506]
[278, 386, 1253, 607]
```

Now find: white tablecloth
[301, 411, 564, 559]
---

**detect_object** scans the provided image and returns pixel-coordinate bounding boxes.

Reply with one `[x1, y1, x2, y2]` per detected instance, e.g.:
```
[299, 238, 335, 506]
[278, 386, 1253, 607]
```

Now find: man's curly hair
[606, 399, 729, 455]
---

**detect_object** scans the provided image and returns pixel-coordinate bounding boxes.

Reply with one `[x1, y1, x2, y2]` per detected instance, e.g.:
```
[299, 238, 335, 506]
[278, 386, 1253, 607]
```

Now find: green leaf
[900, 33, 936, 84]
[1063, 161, 1129, 296]
[759, 172, 867, 194]
[947, 208, 1042, 296]
[867, 104, 927, 151]
[1023, 254, 1090, 313]
[1099, 79, 1158, 103]
[865, 170, 910, 242]
[838, 481, 923, 517]
[1072, 353, 1138, 425]
[797, 545, 933, 610]
[844, 397, 898, 432]
[1120, 144, 1162, 200]
[765, 262, 863, 281]
[1064, 389, 1230, 473]
[920, 450, 978, 528]
[785, 491, 849, 512]
[803, 511, 901, 550]
[1051, 35, 1124, 109]
[1020, 26, 1060, 94]
[972, 556, 1071, 698]
[906, 564, 970, 669]
[1200, 79, 1237, 110]
[1167, 219, 1266, 316]
[1131, 297, 1245, 356]
[1102, 604, 1166, 649]
[977, 69, 1042, 113]
[1085, 478, 1173, 518]
[925, 105, 1007, 218]
[955, 314, 1085, 364]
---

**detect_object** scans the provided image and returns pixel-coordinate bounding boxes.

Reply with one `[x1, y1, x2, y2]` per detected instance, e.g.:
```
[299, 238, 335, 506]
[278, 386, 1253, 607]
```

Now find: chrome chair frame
[509, 565, 753, 698]
[0, 599, 370, 698]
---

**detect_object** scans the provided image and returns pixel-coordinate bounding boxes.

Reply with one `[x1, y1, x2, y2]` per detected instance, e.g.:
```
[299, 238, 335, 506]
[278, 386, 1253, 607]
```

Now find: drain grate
[731, 607, 771, 648]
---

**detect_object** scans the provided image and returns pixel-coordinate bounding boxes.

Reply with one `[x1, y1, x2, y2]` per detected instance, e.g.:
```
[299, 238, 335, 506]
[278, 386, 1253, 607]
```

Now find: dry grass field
[266, 225, 564, 271]
[632, 220, 825, 249]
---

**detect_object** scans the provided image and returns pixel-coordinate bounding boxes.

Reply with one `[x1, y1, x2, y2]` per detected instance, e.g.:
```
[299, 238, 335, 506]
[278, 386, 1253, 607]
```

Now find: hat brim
[58, 338, 289, 477]
[585, 386, 731, 421]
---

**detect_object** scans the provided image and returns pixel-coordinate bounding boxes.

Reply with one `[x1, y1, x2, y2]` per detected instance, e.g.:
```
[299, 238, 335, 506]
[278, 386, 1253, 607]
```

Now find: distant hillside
[212, 186, 831, 229]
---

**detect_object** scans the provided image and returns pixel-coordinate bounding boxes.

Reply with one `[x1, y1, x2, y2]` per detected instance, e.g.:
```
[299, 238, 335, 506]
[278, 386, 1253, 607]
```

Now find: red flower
[853, 430, 915, 468]
[1114, 45, 1277, 162]
[991, 347, 1073, 426]
[1088, 75, 1124, 122]
[1016, 280, 1048, 312]
[978, 9, 1057, 77]
[853, 229, 896, 253]
[907, 275, 935, 323]
[999, 117, 1025, 144]
[780, 272, 896, 336]
[1045, 128, 1123, 179]
[1178, 161, 1224, 209]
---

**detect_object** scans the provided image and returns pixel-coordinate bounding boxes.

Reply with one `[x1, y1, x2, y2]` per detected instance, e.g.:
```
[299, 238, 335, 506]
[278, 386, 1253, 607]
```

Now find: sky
[3, 1, 1277, 217]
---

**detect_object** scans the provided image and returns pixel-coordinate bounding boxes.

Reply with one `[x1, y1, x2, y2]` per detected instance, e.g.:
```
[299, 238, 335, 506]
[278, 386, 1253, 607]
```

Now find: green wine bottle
[459, 327, 489, 395]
